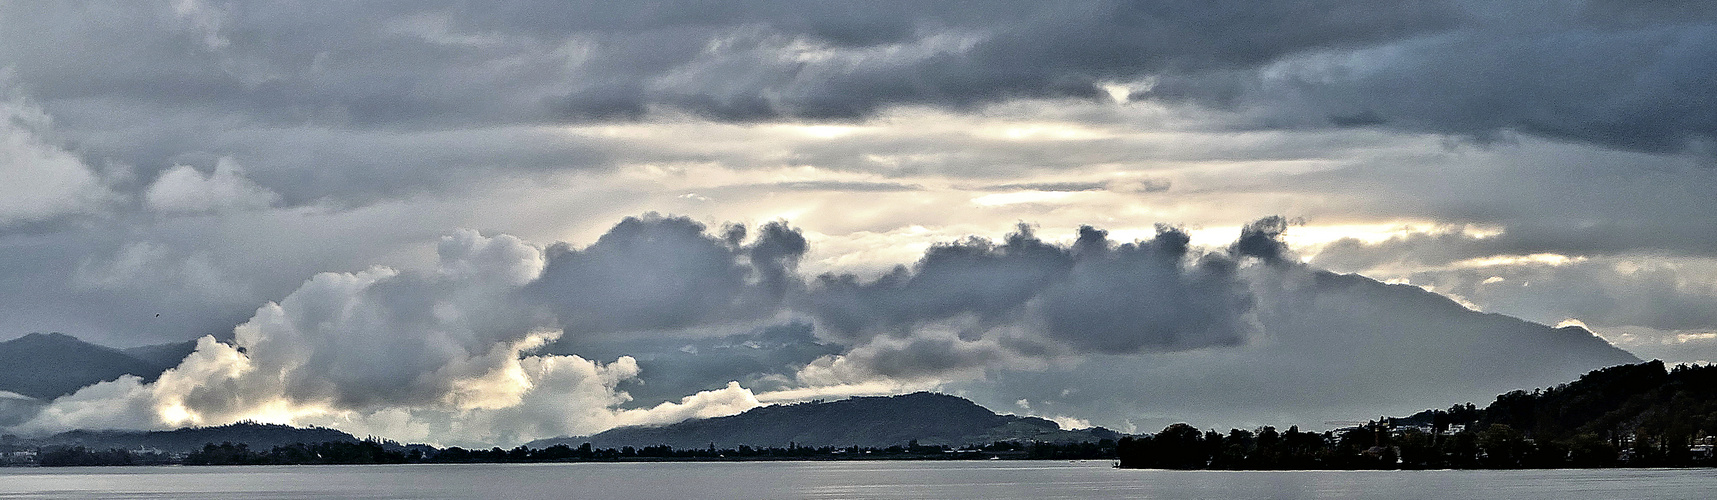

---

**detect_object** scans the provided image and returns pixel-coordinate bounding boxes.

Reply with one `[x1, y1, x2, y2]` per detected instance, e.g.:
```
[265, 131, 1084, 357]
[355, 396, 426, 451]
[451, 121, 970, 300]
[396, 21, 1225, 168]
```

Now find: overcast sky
[2, 1, 1715, 445]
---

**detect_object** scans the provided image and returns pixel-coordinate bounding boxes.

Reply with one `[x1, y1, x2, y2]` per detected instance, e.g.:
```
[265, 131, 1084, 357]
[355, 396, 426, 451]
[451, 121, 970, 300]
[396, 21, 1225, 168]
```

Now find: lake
[3, 460, 1714, 499]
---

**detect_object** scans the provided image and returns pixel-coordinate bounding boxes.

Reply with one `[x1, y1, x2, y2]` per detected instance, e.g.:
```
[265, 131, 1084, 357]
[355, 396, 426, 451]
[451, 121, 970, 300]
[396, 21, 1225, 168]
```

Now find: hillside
[1038, 269, 1644, 433]
[529, 392, 1119, 450]
[120, 339, 200, 372]
[1396, 360, 1717, 465]
[33, 422, 364, 454]
[0, 333, 169, 400]
[1117, 360, 1717, 469]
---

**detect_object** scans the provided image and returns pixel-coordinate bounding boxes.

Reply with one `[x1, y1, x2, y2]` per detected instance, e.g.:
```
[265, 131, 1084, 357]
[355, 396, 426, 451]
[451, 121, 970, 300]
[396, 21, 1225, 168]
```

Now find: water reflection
[2, 461, 1713, 500]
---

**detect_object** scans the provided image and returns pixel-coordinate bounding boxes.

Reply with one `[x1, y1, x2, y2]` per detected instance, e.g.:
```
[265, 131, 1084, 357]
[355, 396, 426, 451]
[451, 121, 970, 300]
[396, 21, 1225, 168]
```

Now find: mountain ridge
[0, 333, 174, 401]
[18, 421, 367, 454]
[527, 391, 1120, 450]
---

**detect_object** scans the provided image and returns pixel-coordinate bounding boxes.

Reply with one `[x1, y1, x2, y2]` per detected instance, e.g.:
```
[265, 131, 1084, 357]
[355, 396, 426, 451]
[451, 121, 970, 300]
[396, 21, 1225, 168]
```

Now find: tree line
[33, 438, 1117, 466]
[1119, 361, 1717, 469]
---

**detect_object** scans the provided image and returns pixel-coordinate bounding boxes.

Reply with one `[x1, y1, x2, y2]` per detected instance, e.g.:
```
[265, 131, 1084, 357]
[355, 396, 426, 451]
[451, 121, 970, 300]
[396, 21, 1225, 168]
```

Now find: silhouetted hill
[121, 339, 200, 374]
[1299, 272, 1639, 378]
[0, 333, 166, 400]
[1398, 360, 1717, 447]
[1118, 360, 1717, 470]
[37, 422, 363, 453]
[529, 392, 1119, 450]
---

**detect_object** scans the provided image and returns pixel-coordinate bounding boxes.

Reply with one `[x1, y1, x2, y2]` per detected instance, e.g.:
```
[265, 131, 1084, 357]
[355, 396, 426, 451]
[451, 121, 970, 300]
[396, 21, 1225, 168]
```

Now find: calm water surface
[3, 460, 1714, 499]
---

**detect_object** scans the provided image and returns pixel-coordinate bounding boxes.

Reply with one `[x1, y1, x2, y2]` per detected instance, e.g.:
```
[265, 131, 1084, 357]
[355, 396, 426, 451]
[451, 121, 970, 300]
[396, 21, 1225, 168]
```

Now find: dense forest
[1118, 361, 1717, 469]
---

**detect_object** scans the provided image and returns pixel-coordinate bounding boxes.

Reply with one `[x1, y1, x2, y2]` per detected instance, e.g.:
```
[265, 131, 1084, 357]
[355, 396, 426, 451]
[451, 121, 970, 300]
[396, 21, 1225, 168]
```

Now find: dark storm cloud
[563, 0, 1463, 121]
[521, 215, 1284, 389]
[804, 220, 1268, 357]
[516, 215, 1279, 401]
[0, 1, 1457, 125]
[1, 1, 1706, 212]
[1150, 2, 1717, 154]
[529, 214, 808, 336]
[1230, 215, 1297, 264]
[1035, 226, 1255, 353]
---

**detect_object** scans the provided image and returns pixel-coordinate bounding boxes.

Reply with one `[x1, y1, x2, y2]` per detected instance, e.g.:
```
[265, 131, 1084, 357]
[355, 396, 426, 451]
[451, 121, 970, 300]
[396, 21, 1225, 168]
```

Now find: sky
[1, 0, 1715, 446]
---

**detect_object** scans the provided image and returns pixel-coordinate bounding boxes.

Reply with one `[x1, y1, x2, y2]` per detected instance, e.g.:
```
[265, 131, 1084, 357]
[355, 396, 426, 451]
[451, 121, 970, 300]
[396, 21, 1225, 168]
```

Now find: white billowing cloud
[145, 158, 280, 214]
[13, 229, 764, 446]
[1046, 415, 1092, 430]
[0, 95, 112, 225]
[793, 326, 1035, 390]
[293, 366, 765, 448]
[609, 381, 762, 428]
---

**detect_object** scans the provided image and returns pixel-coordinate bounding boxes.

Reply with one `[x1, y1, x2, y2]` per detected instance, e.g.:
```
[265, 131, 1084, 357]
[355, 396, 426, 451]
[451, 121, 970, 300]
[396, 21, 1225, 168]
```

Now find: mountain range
[0, 332, 196, 401]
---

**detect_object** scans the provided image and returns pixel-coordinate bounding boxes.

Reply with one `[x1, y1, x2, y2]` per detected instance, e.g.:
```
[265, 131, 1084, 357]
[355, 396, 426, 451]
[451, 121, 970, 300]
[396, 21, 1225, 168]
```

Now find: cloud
[1310, 230, 1717, 332]
[796, 221, 1268, 386]
[10, 229, 755, 445]
[1230, 216, 1297, 264]
[1595, 325, 1717, 366]
[73, 241, 253, 305]
[530, 214, 807, 336]
[0, 93, 113, 226]
[758, 180, 923, 192]
[145, 158, 280, 213]
[1, 1, 1699, 217]
[787, 219, 1635, 431]
[978, 179, 1171, 193]
[170, 0, 230, 51]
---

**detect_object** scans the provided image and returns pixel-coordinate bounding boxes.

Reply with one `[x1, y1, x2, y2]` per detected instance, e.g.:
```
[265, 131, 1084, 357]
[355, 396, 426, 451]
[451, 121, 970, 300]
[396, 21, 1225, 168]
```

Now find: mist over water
[4, 462, 1715, 500]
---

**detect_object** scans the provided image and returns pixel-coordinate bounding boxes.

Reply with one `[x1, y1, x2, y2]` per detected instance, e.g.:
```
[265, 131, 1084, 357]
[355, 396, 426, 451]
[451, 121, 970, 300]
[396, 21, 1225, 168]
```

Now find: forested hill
[29, 422, 364, 454]
[529, 392, 1119, 450]
[1117, 361, 1717, 469]
[1402, 360, 1717, 459]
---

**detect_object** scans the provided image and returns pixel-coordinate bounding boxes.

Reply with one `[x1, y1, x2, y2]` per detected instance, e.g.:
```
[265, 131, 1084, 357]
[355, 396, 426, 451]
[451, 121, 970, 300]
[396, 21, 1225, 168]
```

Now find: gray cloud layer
[0, 1, 1710, 211]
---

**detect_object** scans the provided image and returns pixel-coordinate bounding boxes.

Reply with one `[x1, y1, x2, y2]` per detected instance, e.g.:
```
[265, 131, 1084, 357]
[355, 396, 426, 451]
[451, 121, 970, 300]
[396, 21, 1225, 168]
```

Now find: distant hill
[121, 339, 200, 373]
[529, 392, 1120, 450]
[1048, 270, 1645, 432]
[1291, 272, 1639, 381]
[34, 422, 363, 453]
[1117, 360, 1717, 469]
[1398, 360, 1717, 445]
[0, 333, 173, 401]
